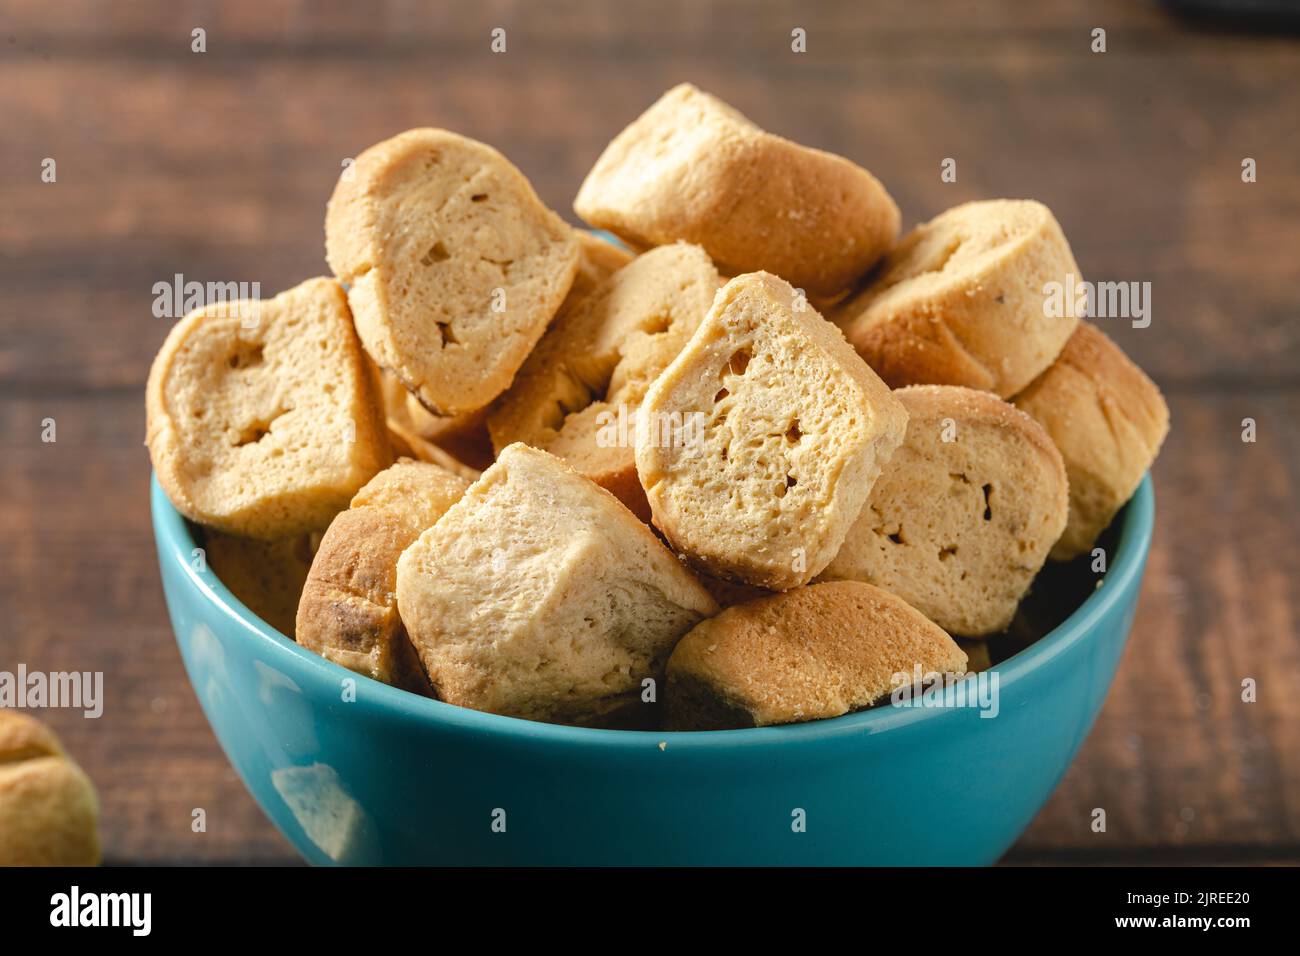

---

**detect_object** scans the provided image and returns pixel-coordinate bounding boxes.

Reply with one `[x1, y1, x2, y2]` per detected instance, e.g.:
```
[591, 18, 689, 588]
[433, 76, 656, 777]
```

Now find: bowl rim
[153, 472, 1154, 749]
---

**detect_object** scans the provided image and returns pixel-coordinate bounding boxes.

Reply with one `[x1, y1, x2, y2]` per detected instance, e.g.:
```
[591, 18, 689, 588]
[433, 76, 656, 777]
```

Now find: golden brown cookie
[666, 581, 967, 729]
[0, 712, 100, 866]
[820, 386, 1068, 636]
[146, 277, 390, 539]
[326, 128, 579, 414]
[576, 83, 898, 299]
[395, 444, 718, 725]
[1012, 322, 1169, 559]
[487, 242, 720, 520]
[636, 272, 908, 590]
[834, 200, 1081, 397]
[296, 460, 471, 694]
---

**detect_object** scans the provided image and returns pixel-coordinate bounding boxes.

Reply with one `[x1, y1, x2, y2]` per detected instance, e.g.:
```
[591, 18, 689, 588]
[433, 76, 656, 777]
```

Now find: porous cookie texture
[820, 385, 1068, 636]
[204, 530, 319, 637]
[575, 83, 899, 299]
[665, 581, 968, 730]
[1012, 322, 1169, 560]
[0, 711, 100, 866]
[146, 277, 391, 539]
[834, 199, 1081, 397]
[635, 272, 908, 590]
[487, 242, 720, 520]
[296, 460, 471, 695]
[395, 444, 718, 726]
[326, 128, 579, 415]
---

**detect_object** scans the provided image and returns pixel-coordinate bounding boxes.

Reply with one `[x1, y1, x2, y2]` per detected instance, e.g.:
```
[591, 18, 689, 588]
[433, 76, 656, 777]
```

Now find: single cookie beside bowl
[0, 712, 100, 866]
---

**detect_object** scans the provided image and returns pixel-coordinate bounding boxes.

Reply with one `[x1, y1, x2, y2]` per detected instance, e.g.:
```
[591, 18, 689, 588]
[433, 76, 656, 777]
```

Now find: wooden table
[2, 0, 1297, 865]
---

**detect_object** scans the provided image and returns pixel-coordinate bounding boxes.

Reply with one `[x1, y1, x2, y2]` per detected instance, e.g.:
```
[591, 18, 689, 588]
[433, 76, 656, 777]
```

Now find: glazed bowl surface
[152, 473, 1154, 865]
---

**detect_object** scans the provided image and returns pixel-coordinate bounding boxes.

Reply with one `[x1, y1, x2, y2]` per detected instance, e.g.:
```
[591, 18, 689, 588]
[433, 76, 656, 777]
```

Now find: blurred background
[1, 0, 1297, 864]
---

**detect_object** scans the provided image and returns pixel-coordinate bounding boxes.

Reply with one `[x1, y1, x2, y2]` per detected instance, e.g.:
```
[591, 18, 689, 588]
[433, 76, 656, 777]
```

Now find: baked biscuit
[204, 530, 318, 637]
[575, 83, 899, 299]
[395, 444, 719, 725]
[326, 128, 579, 414]
[146, 277, 391, 539]
[385, 419, 481, 483]
[820, 385, 1068, 636]
[0, 712, 100, 866]
[487, 242, 720, 519]
[379, 367, 494, 472]
[568, 227, 635, 299]
[665, 581, 968, 730]
[834, 200, 1081, 397]
[636, 272, 908, 590]
[1011, 322, 1169, 559]
[296, 460, 471, 695]
[694, 573, 774, 610]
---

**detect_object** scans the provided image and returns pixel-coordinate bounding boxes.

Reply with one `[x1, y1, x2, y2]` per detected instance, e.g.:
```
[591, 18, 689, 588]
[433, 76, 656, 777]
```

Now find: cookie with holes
[575, 83, 899, 299]
[326, 128, 579, 415]
[635, 272, 907, 590]
[146, 277, 391, 539]
[820, 385, 1068, 636]
[487, 242, 720, 520]
[833, 199, 1081, 397]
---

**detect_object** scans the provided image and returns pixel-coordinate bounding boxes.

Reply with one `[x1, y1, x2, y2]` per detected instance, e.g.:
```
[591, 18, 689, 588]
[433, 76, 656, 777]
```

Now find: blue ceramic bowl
[152, 473, 1153, 865]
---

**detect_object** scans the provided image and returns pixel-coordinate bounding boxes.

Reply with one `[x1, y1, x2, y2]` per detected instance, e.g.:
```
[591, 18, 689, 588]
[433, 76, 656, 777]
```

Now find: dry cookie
[575, 83, 899, 299]
[636, 272, 908, 590]
[1011, 321, 1169, 559]
[385, 416, 482, 483]
[487, 242, 720, 520]
[395, 444, 718, 726]
[204, 530, 319, 637]
[326, 128, 579, 415]
[665, 581, 968, 730]
[379, 367, 494, 472]
[834, 199, 1082, 397]
[820, 386, 1068, 636]
[296, 459, 471, 695]
[0, 712, 100, 866]
[146, 277, 391, 539]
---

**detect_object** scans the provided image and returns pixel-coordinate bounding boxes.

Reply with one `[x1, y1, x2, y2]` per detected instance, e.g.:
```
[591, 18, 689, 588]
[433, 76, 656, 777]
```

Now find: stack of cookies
[146, 83, 1168, 731]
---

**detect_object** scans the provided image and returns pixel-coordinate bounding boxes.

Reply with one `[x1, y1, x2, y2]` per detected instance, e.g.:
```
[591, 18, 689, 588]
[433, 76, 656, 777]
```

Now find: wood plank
[1017, 389, 1300, 853]
[2, 4, 1297, 393]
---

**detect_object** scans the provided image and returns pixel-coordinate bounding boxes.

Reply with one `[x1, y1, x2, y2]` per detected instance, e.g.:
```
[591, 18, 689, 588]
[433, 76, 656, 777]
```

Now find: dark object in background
[1161, 0, 1300, 31]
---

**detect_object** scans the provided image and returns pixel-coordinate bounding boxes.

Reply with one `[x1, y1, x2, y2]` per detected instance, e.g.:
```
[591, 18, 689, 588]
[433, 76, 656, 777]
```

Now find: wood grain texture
[0, 0, 1296, 864]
